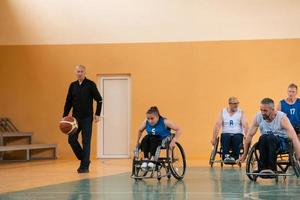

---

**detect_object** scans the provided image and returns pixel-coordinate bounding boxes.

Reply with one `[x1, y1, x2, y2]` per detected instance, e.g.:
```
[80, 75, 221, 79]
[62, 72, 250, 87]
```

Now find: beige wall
[1, 0, 300, 45]
[1, 39, 300, 159]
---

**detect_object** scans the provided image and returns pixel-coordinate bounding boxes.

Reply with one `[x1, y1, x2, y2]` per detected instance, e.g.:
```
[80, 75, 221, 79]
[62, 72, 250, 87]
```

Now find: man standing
[63, 65, 102, 173]
[278, 83, 300, 140]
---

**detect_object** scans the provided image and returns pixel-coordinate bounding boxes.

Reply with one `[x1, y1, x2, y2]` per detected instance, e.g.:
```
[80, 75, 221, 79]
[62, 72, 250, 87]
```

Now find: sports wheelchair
[246, 140, 300, 183]
[131, 135, 186, 181]
[209, 136, 244, 167]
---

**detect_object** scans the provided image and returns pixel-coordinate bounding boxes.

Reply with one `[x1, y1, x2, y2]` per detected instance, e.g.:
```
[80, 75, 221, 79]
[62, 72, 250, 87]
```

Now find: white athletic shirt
[222, 108, 243, 134]
[255, 111, 287, 138]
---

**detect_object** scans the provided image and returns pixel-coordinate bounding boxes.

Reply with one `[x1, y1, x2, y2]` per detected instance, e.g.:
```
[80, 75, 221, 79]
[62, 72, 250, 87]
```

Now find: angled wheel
[131, 146, 144, 180]
[209, 137, 219, 167]
[290, 151, 300, 177]
[132, 159, 142, 181]
[168, 142, 186, 180]
[132, 158, 141, 180]
[246, 143, 260, 181]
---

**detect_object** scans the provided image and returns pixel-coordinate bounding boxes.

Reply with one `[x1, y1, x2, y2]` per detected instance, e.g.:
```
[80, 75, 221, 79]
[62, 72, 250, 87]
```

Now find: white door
[97, 76, 131, 158]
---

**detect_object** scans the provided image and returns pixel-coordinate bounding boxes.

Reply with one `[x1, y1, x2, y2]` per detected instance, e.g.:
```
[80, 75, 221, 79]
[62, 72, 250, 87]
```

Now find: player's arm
[164, 119, 182, 148]
[136, 120, 146, 146]
[63, 83, 73, 117]
[240, 119, 259, 162]
[211, 111, 222, 145]
[91, 82, 103, 122]
[241, 111, 249, 138]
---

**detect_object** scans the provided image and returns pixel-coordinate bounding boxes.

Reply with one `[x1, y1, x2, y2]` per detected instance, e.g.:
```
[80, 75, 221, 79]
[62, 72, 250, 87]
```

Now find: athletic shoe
[224, 154, 231, 162]
[148, 162, 156, 170]
[77, 168, 89, 173]
[141, 162, 148, 171]
[224, 155, 235, 163]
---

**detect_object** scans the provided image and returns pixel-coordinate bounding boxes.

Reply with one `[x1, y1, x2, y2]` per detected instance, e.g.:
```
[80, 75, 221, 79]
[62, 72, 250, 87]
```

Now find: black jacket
[63, 78, 102, 119]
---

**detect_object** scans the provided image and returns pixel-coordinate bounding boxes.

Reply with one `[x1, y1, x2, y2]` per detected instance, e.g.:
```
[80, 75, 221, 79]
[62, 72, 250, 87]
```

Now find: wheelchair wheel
[209, 137, 219, 167]
[167, 142, 186, 180]
[131, 147, 145, 181]
[246, 143, 259, 181]
[290, 151, 300, 177]
[131, 158, 142, 181]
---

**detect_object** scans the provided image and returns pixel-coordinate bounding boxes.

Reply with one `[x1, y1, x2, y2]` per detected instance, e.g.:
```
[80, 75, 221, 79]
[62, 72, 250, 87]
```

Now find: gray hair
[76, 64, 86, 70]
[228, 96, 238, 103]
[260, 98, 274, 109]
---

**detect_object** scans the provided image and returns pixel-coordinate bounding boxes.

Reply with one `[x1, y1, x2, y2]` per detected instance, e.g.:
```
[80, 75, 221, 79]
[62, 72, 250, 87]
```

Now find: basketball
[59, 116, 78, 135]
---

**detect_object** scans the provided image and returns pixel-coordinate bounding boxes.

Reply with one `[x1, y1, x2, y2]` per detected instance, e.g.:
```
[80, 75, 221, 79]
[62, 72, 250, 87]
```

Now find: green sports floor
[1, 167, 300, 200]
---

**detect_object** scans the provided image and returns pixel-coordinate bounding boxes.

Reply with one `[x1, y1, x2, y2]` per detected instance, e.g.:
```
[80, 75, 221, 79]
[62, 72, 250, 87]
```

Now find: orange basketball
[59, 116, 78, 135]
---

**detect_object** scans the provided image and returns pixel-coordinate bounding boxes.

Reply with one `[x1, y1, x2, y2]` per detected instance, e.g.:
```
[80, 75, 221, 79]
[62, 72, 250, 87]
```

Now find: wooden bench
[0, 132, 33, 145]
[0, 144, 57, 161]
[0, 118, 57, 161]
[0, 132, 33, 160]
[0, 118, 32, 145]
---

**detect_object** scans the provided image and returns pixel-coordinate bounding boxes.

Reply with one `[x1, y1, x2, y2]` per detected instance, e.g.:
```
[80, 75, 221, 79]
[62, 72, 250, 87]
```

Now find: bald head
[75, 64, 86, 82]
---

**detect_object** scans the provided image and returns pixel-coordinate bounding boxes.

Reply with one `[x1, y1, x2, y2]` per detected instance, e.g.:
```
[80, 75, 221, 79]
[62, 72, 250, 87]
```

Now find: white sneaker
[223, 154, 230, 162]
[148, 162, 155, 170]
[224, 155, 235, 163]
[141, 162, 148, 171]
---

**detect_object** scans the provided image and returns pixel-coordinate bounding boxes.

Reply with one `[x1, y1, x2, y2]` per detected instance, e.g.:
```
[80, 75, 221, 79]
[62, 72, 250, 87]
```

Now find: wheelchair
[209, 136, 244, 168]
[131, 135, 186, 181]
[245, 140, 300, 183]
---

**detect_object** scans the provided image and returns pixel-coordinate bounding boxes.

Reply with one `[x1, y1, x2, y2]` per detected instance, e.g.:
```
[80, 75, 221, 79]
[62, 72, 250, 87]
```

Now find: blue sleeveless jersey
[280, 99, 300, 126]
[145, 117, 171, 139]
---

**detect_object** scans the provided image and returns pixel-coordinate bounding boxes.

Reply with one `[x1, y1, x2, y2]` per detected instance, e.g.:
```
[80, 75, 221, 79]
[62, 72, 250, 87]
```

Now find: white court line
[243, 188, 300, 198]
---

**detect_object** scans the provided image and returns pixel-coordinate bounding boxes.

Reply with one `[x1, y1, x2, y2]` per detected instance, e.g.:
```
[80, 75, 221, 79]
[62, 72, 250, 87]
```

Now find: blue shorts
[277, 136, 289, 153]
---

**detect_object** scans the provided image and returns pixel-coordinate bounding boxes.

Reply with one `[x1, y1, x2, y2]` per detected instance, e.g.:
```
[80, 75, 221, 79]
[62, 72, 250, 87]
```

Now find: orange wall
[0, 39, 300, 159]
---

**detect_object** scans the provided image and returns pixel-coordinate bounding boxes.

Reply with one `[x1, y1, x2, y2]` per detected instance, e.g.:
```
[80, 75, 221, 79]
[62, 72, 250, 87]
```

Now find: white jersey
[255, 111, 287, 138]
[222, 108, 243, 134]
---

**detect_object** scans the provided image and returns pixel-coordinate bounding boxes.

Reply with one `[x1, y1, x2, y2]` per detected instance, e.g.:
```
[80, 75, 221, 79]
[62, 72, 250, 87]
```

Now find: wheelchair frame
[131, 135, 186, 181]
[209, 136, 244, 167]
[246, 141, 300, 183]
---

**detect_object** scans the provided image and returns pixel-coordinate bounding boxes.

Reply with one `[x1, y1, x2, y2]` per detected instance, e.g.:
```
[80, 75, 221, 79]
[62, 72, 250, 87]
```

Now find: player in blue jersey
[136, 106, 182, 170]
[277, 83, 300, 140]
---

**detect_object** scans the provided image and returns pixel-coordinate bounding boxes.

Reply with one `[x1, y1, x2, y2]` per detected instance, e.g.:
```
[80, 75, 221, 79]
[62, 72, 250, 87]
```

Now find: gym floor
[0, 159, 299, 200]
